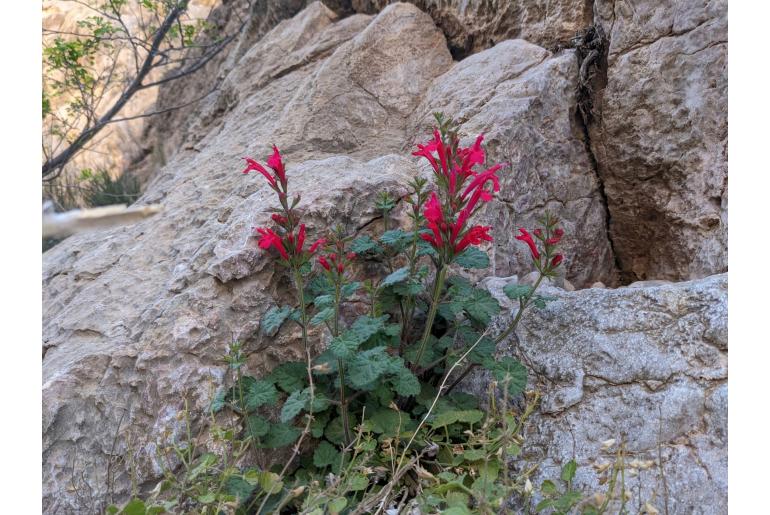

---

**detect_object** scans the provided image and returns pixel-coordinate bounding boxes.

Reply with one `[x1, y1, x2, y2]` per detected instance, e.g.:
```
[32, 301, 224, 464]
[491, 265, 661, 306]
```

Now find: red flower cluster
[516, 218, 565, 274]
[318, 251, 356, 275]
[245, 146, 324, 264]
[412, 130, 502, 260]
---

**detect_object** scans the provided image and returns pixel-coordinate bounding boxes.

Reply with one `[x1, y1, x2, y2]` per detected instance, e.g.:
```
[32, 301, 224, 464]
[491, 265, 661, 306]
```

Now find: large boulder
[351, 0, 592, 56]
[479, 273, 727, 514]
[590, 0, 728, 282]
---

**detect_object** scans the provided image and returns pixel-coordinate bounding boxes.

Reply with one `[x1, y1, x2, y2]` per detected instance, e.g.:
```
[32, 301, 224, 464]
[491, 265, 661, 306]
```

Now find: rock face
[351, 0, 591, 56]
[481, 274, 727, 514]
[42, 1, 728, 512]
[590, 0, 728, 282]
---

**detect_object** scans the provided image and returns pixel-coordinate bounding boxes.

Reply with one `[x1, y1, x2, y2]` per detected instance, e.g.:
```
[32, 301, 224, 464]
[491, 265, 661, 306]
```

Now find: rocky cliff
[42, 1, 727, 512]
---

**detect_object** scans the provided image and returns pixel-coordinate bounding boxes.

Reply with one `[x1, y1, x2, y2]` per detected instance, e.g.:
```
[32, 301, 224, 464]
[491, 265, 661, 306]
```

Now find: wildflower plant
[113, 113, 569, 514]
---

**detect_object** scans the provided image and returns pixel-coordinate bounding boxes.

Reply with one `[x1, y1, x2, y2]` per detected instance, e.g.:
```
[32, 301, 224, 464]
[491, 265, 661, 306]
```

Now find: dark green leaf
[246, 415, 270, 439]
[244, 379, 278, 411]
[121, 499, 147, 515]
[561, 459, 577, 482]
[261, 422, 300, 448]
[269, 362, 306, 393]
[350, 235, 380, 254]
[280, 389, 309, 422]
[312, 440, 340, 468]
[261, 306, 292, 336]
[488, 357, 527, 397]
[391, 367, 421, 397]
[347, 346, 397, 388]
[225, 474, 256, 502]
[329, 315, 389, 359]
[503, 283, 533, 300]
[381, 267, 410, 286]
[310, 307, 334, 326]
[341, 281, 361, 298]
[454, 247, 490, 269]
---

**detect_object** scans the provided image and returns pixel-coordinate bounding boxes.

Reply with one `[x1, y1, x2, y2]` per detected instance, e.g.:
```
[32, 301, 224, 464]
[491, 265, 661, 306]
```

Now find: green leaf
[121, 499, 147, 515]
[347, 346, 397, 388]
[503, 283, 533, 300]
[430, 409, 484, 428]
[312, 440, 340, 468]
[310, 307, 334, 326]
[462, 288, 501, 326]
[454, 247, 490, 269]
[381, 267, 409, 286]
[261, 422, 300, 448]
[350, 235, 380, 254]
[380, 229, 410, 249]
[244, 379, 278, 411]
[225, 474, 256, 501]
[488, 357, 527, 397]
[533, 294, 557, 309]
[347, 474, 369, 491]
[328, 497, 348, 514]
[281, 389, 309, 422]
[210, 388, 226, 413]
[561, 459, 577, 482]
[269, 362, 306, 393]
[313, 294, 334, 309]
[311, 410, 330, 438]
[391, 367, 421, 396]
[540, 479, 558, 496]
[341, 281, 361, 298]
[329, 315, 389, 359]
[246, 415, 270, 439]
[555, 491, 582, 511]
[256, 471, 284, 494]
[261, 306, 292, 336]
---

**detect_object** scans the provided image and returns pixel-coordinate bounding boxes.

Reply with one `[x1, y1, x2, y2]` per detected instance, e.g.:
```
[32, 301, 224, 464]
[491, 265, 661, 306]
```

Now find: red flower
[423, 192, 443, 225]
[318, 255, 331, 271]
[533, 228, 543, 239]
[271, 213, 288, 225]
[296, 224, 306, 253]
[515, 228, 540, 260]
[454, 225, 493, 253]
[242, 157, 277, 188]
[308, 238, 326, 254]
[346, 252, 356, 261]
[461, 164, 502, 200]
[546, 228, 564, 246]
[267, 145, 286, 185]
[551, 254, 563, 268]
[459, 133, 485, 169]
[255, 227, 289, 260]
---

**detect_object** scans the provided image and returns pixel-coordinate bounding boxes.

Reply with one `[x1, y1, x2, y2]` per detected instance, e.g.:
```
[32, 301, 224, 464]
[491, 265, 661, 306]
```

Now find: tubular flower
[546, 228, 564, 246]
[318, 255, 331, 271]
[242, 157, 277, 188]
[423, 192, 443, 225]
[267, 145, 286, 186]
[308, 238, 326, 254]
[255, 228, 289, 260]
[515, 228, 540, 260]
[461, 164, 502, 200]
[454, 225, 493, 253]
[297, 224, 306, 253]
[271, 213, 288, 225]
[551, 254, 563, 268]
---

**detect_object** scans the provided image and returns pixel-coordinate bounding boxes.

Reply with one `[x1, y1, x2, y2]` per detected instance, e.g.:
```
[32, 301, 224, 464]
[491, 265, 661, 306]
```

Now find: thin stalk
[412, 264, 448, 370]
[256, 266, 315, 515]
[445, 273, 545, 394]
[334, 280, 352, 445]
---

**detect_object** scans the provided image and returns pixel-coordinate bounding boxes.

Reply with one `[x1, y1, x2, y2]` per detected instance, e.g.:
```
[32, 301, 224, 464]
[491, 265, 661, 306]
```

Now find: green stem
[293, 267, 315, 409]
[333, 281, 352, 444]
[413, 264, 447, 370]
[445, 272, 546, 394]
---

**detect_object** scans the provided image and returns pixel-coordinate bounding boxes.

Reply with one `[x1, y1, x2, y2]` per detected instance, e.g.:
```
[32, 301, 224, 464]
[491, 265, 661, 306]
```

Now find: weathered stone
[409, 39, 618, 287]
[477, 273, 728, 514]
[351, 0, 592, 56]
[590, 0, 728, 282]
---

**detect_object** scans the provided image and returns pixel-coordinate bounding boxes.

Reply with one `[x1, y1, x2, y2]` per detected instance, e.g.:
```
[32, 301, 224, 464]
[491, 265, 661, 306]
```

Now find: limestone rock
[478, 274, 728, 514]
[351, 0, 592, 56]
[590, 0, 728, 282]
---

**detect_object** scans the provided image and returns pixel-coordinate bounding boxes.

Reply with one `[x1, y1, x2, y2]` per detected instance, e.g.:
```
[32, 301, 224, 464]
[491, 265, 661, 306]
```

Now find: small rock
[590, 281, 606, 289]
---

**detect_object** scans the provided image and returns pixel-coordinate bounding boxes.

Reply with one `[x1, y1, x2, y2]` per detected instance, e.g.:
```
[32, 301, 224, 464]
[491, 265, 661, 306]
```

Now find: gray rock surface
[42, 1, 728, 512]
[479, 273, 728, 514]
[590, 0, 728, 282]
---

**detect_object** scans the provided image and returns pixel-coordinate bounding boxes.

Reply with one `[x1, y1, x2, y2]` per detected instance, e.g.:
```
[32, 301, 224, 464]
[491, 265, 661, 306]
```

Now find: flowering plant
[210, 113, 566, 513]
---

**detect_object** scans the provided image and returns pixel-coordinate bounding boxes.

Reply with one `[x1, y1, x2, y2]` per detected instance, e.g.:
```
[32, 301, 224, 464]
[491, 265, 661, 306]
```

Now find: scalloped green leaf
[454, 247, 490, 269]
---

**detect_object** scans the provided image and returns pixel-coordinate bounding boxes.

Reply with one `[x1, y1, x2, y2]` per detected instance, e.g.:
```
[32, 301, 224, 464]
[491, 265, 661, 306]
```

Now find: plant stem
[412, 264, 447, 370]
[334, 280, 352, 444]
[445, 273, 545, 394]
